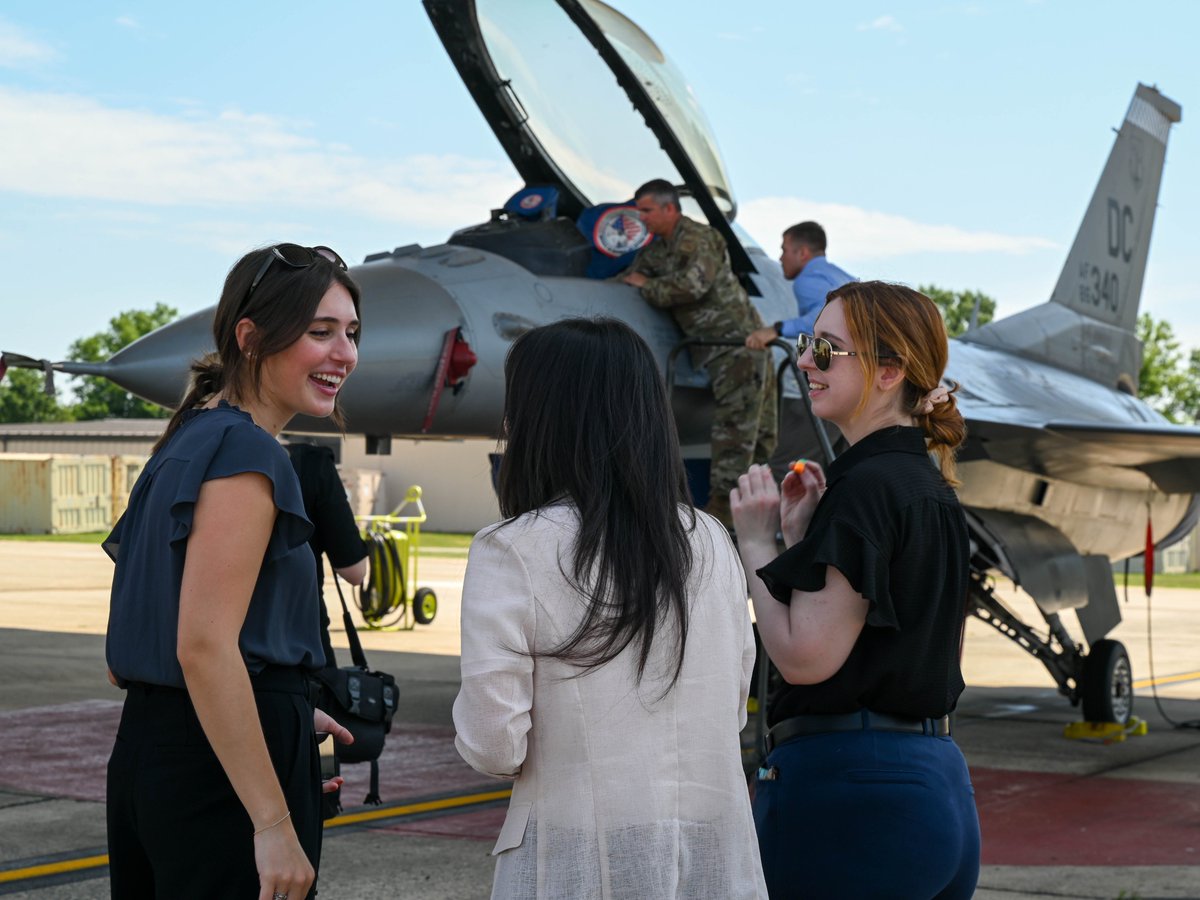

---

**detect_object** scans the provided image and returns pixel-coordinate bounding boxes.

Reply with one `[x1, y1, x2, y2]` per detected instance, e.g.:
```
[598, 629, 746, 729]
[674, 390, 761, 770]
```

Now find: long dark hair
[498, 318, 695, 689]
[153, 245, 361, 453]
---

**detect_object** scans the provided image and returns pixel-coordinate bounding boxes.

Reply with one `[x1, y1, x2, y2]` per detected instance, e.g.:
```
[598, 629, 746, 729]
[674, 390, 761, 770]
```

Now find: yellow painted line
[0, 788, 511, 886]
[326, 788, 512, 828]
[1133, 670, 1200, 689]
[0, 854, 108, 884]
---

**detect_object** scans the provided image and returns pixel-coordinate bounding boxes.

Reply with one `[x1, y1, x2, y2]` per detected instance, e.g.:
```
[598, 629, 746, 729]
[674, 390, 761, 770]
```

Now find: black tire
[412, 587, 438, 625]
[1080, 638, 1133, 724]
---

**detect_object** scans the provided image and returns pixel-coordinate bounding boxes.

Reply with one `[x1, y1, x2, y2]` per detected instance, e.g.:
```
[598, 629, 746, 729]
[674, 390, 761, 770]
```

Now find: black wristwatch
[772, 321, 784, 336]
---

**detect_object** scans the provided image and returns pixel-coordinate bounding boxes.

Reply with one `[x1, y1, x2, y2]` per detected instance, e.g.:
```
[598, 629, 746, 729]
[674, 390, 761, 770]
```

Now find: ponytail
[906, 380, 965, 487]
[150, 354, 223, 454]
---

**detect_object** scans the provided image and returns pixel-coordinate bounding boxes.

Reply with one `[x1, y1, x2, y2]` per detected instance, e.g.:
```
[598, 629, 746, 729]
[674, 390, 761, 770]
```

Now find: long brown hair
[827, 280, 966, 485]
[152, 245, 360, 453]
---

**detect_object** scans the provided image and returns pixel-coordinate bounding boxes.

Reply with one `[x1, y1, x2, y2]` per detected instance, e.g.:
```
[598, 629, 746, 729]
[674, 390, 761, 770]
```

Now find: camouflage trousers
[703, 347, 777, 527]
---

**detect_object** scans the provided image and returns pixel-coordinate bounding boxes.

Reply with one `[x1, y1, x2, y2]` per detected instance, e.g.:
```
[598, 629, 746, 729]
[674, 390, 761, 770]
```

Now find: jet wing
[1044, 422, 1200, 494]
[963, 417, 1200, 494]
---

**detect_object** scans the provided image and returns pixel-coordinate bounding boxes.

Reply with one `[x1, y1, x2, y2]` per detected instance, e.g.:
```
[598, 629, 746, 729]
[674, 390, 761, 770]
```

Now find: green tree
[0, 367, 73, 423]
[1181, 349, 1200, 424]
[67, 304, 179, 420]
[918, 284, 997, 338]
[1137, 312, 1200, 424]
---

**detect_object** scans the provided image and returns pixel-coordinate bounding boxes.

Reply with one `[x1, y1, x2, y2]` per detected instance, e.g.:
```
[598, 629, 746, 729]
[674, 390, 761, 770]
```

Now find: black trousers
[107, 666, 322, 899]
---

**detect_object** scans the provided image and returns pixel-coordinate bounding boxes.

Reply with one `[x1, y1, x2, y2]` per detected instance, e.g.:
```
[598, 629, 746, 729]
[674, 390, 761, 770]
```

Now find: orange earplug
[790, 460, 807, 475]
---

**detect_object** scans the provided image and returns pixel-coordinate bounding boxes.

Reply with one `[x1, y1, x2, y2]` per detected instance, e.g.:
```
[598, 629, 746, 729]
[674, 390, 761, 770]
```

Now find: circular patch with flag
[592, 205, 652, 258]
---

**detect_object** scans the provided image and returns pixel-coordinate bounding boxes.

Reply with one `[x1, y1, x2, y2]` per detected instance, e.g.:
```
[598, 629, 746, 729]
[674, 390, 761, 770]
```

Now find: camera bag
[313, 573, 398, 807]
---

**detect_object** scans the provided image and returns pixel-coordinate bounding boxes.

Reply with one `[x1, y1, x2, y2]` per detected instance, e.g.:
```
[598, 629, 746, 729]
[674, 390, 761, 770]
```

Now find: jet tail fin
[962, 84, 1181, 389]
[1049, 84, 1180, 333]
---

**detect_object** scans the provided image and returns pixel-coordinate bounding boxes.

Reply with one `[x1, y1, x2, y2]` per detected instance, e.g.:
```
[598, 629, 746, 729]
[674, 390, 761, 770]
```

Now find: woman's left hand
[314, 708, 355, 747]
[313, 709, 354, 794]
[779, 460, 825, 547]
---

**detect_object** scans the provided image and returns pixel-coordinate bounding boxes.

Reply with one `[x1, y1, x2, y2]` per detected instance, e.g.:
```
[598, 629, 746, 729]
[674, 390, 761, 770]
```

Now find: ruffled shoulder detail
[161, 407, 312, 561]
[102, 514, 124, 562]
[756, 516, 898, 630]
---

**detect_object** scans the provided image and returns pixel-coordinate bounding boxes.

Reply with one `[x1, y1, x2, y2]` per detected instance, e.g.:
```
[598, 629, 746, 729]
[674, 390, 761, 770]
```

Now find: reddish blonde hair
[825, 281, 965, 486]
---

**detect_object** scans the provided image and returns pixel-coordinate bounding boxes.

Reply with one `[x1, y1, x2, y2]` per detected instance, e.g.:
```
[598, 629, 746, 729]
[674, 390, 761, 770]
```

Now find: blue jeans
[754, 728, 980, 899]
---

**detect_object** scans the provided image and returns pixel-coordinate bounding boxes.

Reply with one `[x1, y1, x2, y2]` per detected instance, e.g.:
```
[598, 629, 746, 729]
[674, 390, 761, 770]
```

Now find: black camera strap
[332, 571, 369, 671]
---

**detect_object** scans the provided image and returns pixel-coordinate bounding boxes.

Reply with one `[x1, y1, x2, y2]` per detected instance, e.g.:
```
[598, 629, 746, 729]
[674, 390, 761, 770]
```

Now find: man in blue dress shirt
[745, 221, 855, 349]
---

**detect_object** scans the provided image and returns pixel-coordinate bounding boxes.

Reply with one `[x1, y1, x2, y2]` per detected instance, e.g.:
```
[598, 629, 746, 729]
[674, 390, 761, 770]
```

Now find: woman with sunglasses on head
[731, 281, 980, 899]
[453, 318, 768, 899]
[104, 244, 359, 900]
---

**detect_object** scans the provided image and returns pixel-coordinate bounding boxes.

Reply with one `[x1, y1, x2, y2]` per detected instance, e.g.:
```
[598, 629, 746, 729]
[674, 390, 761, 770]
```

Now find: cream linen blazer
[453, 503, 767, 899]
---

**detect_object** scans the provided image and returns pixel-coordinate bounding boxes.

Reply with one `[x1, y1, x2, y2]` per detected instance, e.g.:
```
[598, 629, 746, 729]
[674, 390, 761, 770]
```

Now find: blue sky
[1, 1, 1196, 368]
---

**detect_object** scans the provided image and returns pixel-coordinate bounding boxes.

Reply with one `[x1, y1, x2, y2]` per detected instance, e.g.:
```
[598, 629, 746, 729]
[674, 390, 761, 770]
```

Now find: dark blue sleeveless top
[104, 402, 323, 687]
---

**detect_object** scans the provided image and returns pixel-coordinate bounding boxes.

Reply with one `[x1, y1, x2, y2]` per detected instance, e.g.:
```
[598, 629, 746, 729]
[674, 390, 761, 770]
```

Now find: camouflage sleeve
[629, 248, 653, 276]
[638, 234, 721, 309]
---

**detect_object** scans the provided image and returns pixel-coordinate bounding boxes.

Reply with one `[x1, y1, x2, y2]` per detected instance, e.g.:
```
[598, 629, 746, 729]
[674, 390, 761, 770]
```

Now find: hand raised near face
[730, 464, 781, 550]
[779, 460, 825, 547]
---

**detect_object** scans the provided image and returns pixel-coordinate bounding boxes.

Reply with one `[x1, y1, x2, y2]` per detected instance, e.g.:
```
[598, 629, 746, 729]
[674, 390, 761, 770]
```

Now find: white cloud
[858, 15, 904, 32]
[738, 196, 1058, 262]
[0, 19, 56, 67]
[0, 85, 1060, 274]
[0, 87, 520, 229]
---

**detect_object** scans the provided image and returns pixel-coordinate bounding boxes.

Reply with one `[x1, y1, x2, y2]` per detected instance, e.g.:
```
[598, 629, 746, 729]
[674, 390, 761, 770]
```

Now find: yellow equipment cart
[355, 486, 438, 630]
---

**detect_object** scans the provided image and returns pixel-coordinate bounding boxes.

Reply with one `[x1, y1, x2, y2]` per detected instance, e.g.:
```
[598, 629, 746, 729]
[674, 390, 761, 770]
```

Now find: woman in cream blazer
[453, 319, 767, 900]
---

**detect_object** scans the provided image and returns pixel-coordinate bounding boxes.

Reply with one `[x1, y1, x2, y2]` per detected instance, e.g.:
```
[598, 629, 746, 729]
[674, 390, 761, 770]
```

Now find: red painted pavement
[5, 704, 1198, 866]
[336, 723, 498, 807]
[973, 767, 1200, 866]
[0, 699, 118, 801]
[0, 700, 496, 805]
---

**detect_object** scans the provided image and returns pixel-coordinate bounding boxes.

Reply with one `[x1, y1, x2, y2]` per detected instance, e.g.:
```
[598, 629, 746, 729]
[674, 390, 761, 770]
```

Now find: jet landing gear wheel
[412, 587, 438, 625]
[1080, 639, 1133, 724]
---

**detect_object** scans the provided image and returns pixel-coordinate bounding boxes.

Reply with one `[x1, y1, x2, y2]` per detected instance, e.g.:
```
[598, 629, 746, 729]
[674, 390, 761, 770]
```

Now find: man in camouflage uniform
[623, 179, 776, 527]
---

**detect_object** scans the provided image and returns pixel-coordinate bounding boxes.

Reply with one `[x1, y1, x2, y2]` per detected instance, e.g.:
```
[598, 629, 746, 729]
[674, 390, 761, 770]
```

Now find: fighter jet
[3, 0, 1198, 724]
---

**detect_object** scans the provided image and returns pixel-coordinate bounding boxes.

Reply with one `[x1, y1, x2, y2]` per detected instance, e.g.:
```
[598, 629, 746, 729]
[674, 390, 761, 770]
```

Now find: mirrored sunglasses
[796, 333, 898, 372]
[796, 333, 859, 372]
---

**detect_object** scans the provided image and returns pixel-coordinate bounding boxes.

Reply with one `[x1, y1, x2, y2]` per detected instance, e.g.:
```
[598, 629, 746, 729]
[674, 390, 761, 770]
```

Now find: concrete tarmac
[0, 541, 1198, 899]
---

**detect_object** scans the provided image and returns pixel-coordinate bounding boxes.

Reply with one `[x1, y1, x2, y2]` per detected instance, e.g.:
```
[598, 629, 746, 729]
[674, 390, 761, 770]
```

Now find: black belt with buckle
[765, 709, 951, 753]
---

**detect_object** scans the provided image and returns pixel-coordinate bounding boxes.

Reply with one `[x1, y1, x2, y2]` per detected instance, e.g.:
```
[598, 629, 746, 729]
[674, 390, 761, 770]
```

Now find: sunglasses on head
[797, 333, 897, 372]
[243, 243, 347, 311]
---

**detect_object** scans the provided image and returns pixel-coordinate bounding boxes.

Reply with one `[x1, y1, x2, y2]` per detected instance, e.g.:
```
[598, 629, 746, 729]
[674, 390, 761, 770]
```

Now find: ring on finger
[273, 893, 288, 900]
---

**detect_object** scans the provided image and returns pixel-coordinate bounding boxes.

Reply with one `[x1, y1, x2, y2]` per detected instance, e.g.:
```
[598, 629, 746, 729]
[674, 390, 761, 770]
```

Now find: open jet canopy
[423, 0, 751, 271]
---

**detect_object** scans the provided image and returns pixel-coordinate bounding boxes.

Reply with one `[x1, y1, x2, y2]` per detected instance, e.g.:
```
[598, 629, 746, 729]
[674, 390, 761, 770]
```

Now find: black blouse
[757, 426, 969, 723]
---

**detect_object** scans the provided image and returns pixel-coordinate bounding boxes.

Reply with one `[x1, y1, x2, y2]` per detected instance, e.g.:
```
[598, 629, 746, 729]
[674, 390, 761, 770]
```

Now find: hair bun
[920, 386, 965, 487]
